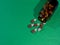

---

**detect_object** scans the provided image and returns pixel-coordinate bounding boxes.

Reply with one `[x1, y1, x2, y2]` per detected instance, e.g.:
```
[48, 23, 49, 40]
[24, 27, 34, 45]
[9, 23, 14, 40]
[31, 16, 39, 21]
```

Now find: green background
[0, 0, 60, 45]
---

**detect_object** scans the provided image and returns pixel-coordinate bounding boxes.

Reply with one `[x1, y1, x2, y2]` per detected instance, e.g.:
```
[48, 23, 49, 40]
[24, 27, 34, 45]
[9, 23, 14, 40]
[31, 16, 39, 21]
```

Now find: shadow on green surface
[33, 0, 48, 18]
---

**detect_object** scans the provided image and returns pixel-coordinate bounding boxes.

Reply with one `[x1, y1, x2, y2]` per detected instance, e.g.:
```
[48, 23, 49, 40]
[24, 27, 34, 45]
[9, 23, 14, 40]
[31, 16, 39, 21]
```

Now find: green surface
[0, 0, 60, 45]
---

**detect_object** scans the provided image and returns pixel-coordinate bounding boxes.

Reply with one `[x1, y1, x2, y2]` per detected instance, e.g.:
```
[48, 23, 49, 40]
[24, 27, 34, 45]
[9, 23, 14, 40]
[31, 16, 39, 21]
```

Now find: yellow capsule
[41, 18, 45, 21]
[49, 4, 54, 8]
[45, 11, 48, 17]
[45, 15, 48, 17]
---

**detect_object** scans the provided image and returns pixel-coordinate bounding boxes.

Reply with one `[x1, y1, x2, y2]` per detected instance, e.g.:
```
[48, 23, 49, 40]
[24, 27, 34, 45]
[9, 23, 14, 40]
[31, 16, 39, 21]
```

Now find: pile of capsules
[28, 18, 46, 33]
[38, 2, 54, 23]
[28, 0, 58, 33]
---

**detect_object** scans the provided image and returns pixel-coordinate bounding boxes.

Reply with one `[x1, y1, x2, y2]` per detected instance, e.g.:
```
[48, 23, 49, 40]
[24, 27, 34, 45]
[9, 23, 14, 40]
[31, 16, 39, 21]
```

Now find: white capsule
[34, 19, 37, 21]
[34, 28, 37, 31]
[38, 28, 41, 32]
[31, 24, 34, 26]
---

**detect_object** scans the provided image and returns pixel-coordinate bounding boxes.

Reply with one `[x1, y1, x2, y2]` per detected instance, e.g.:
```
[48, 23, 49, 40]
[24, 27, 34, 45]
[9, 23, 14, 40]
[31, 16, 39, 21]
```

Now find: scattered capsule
[31, 30, 35, 33]
[34, 23, 40, 27]
[40, 23, 43, 28]
[38, 28, 42, 32]
[28, 24, 34, 28]
[31, 28, 37, 33]
[31, 18, 37, 23]
[34, 28, 37, 31]
[34, 24, 38, 27]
